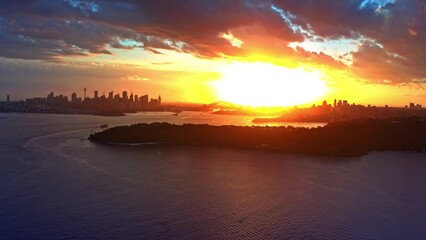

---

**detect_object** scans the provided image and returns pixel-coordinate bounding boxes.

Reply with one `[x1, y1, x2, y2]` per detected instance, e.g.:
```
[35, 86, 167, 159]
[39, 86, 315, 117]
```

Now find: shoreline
[0, 110, 182, 117]
[89, 117, 426, 157]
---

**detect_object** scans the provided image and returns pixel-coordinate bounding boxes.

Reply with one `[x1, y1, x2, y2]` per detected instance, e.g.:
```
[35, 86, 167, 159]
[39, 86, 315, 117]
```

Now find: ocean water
[0, 112, 425, 239]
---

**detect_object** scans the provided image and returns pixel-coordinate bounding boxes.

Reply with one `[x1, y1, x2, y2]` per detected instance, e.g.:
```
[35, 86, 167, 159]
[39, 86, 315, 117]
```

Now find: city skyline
[2, 89, 424, 109]
[0, 87, 162, 116]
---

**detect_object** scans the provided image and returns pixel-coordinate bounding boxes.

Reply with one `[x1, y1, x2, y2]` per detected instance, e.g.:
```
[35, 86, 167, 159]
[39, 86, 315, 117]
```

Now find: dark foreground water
[1, 113, 425, 239]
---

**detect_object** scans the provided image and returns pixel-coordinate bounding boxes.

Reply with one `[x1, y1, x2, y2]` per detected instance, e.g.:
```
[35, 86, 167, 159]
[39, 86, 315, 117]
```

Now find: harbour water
[1, 112, 425, 239]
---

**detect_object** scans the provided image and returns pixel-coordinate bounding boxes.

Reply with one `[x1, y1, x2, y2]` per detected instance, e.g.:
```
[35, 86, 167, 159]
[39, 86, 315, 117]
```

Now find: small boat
[100, 124, 108, 129]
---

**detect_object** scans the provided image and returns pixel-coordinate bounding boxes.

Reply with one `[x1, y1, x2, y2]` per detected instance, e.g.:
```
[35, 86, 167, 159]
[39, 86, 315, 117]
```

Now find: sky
[0, 0, 425, 106]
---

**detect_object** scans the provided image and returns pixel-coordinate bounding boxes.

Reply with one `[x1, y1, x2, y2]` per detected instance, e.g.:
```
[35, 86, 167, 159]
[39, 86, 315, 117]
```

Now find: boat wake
[22, 128, 138, 192]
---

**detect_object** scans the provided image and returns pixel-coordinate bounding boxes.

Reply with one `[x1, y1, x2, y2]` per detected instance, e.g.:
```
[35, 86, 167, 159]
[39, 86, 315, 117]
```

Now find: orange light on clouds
[219, 33, 244, 48]
[211, 62, 328, 107]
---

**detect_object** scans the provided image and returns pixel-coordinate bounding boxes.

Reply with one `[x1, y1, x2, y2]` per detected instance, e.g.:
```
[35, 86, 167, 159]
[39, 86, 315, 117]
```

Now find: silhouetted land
[89, 117, 426, 156]
[253, 105, 426, 123]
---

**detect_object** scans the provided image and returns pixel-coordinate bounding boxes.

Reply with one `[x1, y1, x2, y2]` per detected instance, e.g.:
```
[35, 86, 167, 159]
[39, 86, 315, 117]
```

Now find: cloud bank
[0, 0, 424, 84]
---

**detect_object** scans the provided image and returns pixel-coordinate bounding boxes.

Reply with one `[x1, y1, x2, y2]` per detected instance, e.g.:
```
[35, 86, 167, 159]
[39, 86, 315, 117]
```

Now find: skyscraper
[71, 92, 77, 102]
[47, 92, 54, 101]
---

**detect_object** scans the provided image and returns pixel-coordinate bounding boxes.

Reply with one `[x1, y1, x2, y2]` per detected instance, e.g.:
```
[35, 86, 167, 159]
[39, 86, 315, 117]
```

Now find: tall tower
[84, 88, 87, 100]
[6, 94, 10, 103]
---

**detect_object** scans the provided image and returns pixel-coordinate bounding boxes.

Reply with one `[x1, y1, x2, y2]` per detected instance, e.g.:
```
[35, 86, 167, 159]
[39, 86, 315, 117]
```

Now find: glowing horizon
[211, 62, 328, 107]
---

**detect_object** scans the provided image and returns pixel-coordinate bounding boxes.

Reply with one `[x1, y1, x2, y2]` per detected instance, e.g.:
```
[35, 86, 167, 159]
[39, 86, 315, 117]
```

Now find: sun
[211, 62, 328, 107]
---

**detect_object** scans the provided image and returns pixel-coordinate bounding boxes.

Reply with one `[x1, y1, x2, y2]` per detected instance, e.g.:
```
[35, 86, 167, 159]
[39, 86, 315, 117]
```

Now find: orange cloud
[121, 75, 149, 81]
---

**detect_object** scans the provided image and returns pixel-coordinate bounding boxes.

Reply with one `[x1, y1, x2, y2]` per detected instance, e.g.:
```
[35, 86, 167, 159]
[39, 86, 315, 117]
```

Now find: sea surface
[0, 112, 425, 239]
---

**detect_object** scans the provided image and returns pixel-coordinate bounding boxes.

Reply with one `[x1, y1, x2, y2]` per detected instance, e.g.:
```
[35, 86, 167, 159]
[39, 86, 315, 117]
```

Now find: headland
[89, 117, 426, 156]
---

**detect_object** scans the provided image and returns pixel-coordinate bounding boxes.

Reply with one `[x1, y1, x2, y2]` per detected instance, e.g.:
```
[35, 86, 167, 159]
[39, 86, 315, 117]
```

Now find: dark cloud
[0, 0, 424, 84]
[351, 42, 424, 84]
[272, 0, 426, 84]
[0, 0, 302, 59]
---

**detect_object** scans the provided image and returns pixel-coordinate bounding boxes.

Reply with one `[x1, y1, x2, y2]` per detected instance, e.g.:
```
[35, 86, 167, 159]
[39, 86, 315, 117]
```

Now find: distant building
[408, 103, 421, 109]
[94, 90, 99, 99]
[84, 88, 87, 99]
[122, 91, 128, 100]
[71, 92, 77, 102]
[343, 100, 348, 107]
[140, 94, 148, 106]
[114, 93, 120, 100]
[108, 91, 113, 100]
[6, 95, 10, 103]
[147, 95, 162, 108]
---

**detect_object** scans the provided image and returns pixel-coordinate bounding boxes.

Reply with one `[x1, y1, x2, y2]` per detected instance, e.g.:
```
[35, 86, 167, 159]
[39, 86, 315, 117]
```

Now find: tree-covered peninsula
[89, 117, 426, 156]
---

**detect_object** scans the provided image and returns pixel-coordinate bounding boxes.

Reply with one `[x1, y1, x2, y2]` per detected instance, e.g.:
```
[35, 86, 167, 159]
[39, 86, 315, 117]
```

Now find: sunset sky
[0, 0, 425, 107]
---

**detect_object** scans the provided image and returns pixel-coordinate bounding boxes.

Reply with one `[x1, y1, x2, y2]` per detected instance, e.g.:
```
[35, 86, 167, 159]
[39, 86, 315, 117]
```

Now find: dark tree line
[89, 117, 426, 156]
